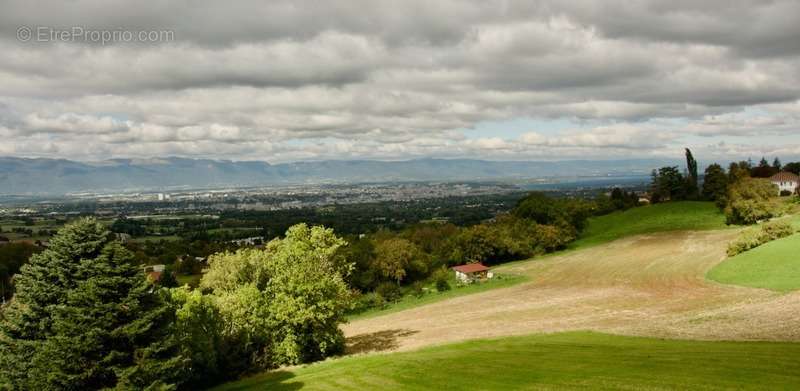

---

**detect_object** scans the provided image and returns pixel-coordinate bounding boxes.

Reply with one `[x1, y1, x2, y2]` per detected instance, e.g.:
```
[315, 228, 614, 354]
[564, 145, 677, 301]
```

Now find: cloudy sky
[2, 0, 800, 163]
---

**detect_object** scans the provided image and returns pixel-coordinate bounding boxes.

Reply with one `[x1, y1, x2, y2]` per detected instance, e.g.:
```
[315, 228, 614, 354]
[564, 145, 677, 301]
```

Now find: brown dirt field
[343, 230, 800, 354]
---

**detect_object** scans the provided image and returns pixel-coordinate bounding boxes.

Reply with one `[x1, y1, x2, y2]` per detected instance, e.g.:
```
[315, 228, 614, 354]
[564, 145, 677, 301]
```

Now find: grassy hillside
[354, 202, 731, 321]
[708, 233, 800, 292]
[572, 201, 729, 249]
[214, 332, 800, 390]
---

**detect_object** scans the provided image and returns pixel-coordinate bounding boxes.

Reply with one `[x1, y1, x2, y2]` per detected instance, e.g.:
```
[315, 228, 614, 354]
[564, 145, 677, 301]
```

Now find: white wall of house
[773, 180, 798, 194]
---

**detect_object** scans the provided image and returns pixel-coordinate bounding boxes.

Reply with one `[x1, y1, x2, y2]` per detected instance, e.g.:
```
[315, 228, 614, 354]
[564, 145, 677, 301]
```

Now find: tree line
[649, 149, 797, 224]
[0, 219, 352, 389]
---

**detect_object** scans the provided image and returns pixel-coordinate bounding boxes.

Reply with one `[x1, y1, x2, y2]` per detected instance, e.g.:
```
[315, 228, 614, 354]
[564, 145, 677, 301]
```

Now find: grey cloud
[1, 0, 799, 162]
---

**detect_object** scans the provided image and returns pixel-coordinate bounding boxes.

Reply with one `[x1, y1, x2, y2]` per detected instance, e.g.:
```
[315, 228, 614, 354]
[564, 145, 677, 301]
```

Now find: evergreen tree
[650, 166, 685, 202]
[751, 157, 776, 178]
[0, 218, 184, 390]
[772, 157, 782, 171]
[685, 148, 699, 199]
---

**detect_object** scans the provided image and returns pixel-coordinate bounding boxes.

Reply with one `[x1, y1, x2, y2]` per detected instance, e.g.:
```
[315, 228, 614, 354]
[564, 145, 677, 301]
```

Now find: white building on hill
[769, 172, 799, 195]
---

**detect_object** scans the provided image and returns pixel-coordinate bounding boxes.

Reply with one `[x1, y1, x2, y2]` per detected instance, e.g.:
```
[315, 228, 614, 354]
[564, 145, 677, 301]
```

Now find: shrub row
[726, 220, 795, 256]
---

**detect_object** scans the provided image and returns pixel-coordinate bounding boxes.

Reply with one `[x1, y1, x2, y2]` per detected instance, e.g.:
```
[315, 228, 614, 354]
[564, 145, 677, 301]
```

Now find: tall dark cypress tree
[685, 148, 699, 199]
[0, 218, 184, 390]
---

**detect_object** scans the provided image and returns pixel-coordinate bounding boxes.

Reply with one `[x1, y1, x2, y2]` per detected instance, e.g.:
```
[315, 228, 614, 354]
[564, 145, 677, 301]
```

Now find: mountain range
[0, 157, 676, 195]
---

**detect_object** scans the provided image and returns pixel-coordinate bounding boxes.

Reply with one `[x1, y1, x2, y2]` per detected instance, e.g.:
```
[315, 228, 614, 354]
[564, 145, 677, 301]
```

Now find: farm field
[709, 233, 800, 292]
[352, 201, 733, 320]
[341, 228, 800, 354]
[214, 332, 800, 390]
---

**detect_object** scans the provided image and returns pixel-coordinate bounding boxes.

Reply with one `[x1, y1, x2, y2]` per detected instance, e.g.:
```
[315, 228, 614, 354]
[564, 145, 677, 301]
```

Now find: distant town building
[230, 237, 264, 246]
[769, 172, 799, 195]
[143, 264, 166, 283]
[452, 263, 492, 283]
[143, 264, 166, 273]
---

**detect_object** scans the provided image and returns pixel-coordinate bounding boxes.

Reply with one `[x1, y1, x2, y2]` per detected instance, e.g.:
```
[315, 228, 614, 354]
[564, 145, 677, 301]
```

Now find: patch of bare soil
[343, 230, 800, 353]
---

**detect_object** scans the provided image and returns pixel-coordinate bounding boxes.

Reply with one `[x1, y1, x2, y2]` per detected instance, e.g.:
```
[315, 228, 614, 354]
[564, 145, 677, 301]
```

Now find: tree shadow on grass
[346, 328, 419, 355]
[215, 370, 303, 391]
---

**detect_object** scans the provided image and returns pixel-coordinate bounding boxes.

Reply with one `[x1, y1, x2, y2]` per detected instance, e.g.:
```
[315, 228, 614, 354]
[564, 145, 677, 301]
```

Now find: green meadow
[214, 332, 800, 391]
[709, 233, 800, 292]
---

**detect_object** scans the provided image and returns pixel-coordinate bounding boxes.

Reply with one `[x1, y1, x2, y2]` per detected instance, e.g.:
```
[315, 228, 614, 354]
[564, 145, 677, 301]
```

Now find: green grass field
[572, 201, 729, 249]
[213, 332, 800, 391]
[708, 233, 800, 292]
[348, 274, 527, 321]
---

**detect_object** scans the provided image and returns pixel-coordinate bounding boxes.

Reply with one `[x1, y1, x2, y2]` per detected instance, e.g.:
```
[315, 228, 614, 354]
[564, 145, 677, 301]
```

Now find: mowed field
[218, 203, 800, 389]
[215, 332, 800, 391]
[709, 233, 800, 292]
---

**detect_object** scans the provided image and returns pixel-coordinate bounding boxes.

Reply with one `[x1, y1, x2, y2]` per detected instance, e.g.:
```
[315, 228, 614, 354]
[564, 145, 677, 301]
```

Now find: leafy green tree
[725, 178, 781, 224]
[373, 238, 427, 284]
[200, 224, 353, 369]
[170, 287, 225, 386]
[783, 162, 800, 175]
[702, 163, 729, 207]
[728, 161, 751, 182]
[0, 218, 183, 390]
[336, 236, 379, 291]
[513, 192, 594, 232]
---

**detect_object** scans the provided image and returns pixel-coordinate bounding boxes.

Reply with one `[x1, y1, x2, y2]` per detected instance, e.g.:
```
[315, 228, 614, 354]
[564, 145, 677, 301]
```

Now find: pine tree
[0, 218, 184, 390]
[772, 157, 782, 171]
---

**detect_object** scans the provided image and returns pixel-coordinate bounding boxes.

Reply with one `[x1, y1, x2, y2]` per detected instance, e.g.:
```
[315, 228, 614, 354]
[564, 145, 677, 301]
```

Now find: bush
[727, 221, 794, 256]
[780, 190, 793, 197]
[436, 277, 451, 292]
[411, 281, 426, 298]
[375, 282, 402, 302]
[351, 292, 386, 313]
[432, 267, 451, 292]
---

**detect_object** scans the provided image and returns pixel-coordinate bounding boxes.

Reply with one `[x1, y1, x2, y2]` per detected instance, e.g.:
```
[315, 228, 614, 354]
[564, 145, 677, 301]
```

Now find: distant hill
[0, 157, 675, 195]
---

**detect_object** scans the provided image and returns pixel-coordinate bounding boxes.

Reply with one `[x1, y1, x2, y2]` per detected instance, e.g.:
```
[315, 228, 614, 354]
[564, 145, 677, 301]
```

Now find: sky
[1, 0, 800, 163]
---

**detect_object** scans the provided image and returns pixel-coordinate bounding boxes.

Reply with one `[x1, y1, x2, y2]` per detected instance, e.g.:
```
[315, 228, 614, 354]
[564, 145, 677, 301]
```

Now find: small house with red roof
[452, 263, 492, 283]
[769, 172, 799, 195]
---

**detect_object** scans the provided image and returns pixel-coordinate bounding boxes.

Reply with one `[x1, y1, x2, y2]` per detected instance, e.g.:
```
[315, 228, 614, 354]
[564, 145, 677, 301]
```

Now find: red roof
[452, 263, 490, 273]
[770, 172, 800, 182]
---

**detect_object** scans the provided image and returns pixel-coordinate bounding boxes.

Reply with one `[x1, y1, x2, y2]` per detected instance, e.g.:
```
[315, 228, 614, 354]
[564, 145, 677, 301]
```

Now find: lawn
[347, 273, 527, 321]
[213, 331, 800, 391]
[708, 232, 800, 292]
[572, 201, 729, 250]
[176, 273, 203, 288]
